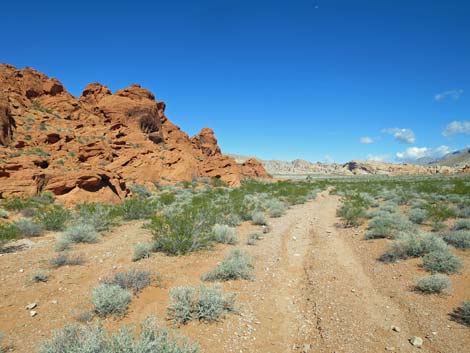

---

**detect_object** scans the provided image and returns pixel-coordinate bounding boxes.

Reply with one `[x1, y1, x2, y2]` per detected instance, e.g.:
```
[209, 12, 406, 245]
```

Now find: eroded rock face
[0, 64, 270, 203]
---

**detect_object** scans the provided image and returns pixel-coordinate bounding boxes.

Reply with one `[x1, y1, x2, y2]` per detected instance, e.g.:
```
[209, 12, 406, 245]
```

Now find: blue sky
[2, 0, 469, 162]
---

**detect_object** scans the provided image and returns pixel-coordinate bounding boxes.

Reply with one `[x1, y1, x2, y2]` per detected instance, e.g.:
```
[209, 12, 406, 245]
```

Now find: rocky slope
[229, 155, 467, 176]
[0, 64, 269, 203]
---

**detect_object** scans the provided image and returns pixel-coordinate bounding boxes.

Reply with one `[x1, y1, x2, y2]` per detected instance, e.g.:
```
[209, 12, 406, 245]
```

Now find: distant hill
[435, 148, 470, 168]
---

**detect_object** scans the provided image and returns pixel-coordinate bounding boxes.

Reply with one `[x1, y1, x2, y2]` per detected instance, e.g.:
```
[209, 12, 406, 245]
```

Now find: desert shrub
[251, 211, 267, 226]
[50, 254, 84, 268]
[380, 232, 448, 262]
[456, 206, 470, 218]
[425, 204, 456, 223]
[62, 223, 99, 244]
[75, 203, 118, 232]
[35, 205, 71, 231]
[365, 212, 413, 239]
[0, 209, 8, 219]
[37, 317, 199, 353]
[31, 191, 55, 205]
[450, 301, 470, 326]
[422, 250, 462, 274]
[202, 249, 253, 281]
[453, 219, 470, 231]
[409, 208, 427, 224]
[168, 285, 236, 325]
[132, 242, 152, 261]
[415, 274, 451, 294]
[55, 237, 72, 252]
[247, 232, 262, 245]
[337, 202, 366, 227]
[20, 207, 36, 217]
[211, 224, 238, 244]
[267, 199, 287, 218]
[443, 230, 470, 249]
[0, 222, 19, 245]
[159, 192, 176, 205]
[129, 183, 152, 198]
[14, 218, 44, 237]
[149, 206, 213, 255]
[91, 283, 132, 317]
[31, 270, 49, 283]
[1, 196, 38, 211]
[118, 197, 158, 220]
[103, 269, 151, 294]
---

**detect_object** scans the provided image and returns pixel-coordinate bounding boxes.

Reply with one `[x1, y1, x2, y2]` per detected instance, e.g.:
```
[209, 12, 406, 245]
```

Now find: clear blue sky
[2, 0, 469, 162]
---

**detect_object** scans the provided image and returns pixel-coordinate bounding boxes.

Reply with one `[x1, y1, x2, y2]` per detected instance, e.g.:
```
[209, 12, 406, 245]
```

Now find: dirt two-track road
[0, 191, 468, 352]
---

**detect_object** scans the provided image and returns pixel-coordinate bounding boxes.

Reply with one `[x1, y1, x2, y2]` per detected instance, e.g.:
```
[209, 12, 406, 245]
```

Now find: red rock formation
[0, 64, 269, 203]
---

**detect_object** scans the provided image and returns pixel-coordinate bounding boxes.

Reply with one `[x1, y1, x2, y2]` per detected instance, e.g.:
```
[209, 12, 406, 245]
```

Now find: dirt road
[1, 191, 468, 352]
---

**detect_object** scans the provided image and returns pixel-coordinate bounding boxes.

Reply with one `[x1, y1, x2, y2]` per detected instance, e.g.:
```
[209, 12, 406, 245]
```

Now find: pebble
[409, 336, 423, 348]
[26, 303, 37, 310]
[19, 268, 24, 273]
[30, 310, 37, 317]
[51, 300, 58, 305]
[391, 325, 401, 332]
[385, 347, 395, 351]
[302, 343, 311, 352]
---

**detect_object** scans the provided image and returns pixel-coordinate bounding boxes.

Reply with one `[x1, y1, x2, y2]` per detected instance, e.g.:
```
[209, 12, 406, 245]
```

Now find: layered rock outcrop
[0, 64, 270, 203]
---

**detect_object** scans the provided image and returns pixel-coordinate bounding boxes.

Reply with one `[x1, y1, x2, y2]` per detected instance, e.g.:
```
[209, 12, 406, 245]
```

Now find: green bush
[202, 249, 253, 281]
[450, 301, 470, 326]
[50, 254, 84, 268]
[132, 242, 152, 261]
[337, 202, 366, 227]
[129, 183, 152, 198]
[422, 250, 462, 274]
[0, 209, 8, 219]
[103, 269, 151, 294]
[118, 197, 158, 220]
[63, 223, 99, 244]
[443, 230, 470, 249]
[0, 222, 19, 245]
[35, 205, 71, 231]
[168, 285, 236, 325]
[425, 204, 456, 223]
[1, 196, 38, 211]
[267, 200, 287, 218]
[37, 317, 199, 353]
[415, 274, 451, 294]
[380, 232, 448, 262]
[31, 192, 55, 205]
[75, 203, 118, 232]
[91, 283, 132, 317]
[211, 224, 238, 244]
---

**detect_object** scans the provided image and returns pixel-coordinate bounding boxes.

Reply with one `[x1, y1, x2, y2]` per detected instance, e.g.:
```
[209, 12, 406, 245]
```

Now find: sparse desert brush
[415, 274, 451, 294]
[50, 253, 84, 268]
[365, 212, 413, 239]
[168, 285, 236, 325]
[422, 250, 462, 274]
[37, 317, 199, 353]
[0, 209, 8, 219]
[91, 283, 132, 317]
[118, 197, 158, 220]
[75, 203, 118, 232]
[202, 249, 253, 281]
[63, 223, 100, 244]
[103, 269, 151, 294]
[159, 191, 177, 205]
[456, 206, 470, 218]
[247, 232, 262, 245]
[132, 242, 152, 261]
[129, 183, 152, 198]
[267, 199, 287, 218]
[14, 218, 44, 237]
[453, 219, 470, 231]
[1, 195, 38, 212]
[380, 232, 448, 262]
[211, 224, 238, 244]
[31, 270, 49, 283]
[149, 207, 212, 255]
[31, 191, 55, 205]
[337, 202, 366, 227]
[251, 211, 267, 226]
[35, 204, 71, 231]
[443, 230, 470, 249]
[0, 222, 20, 245]
[409, 208, 428, 224]
[425, 204, 456, 223]
[450, 301, 470, 326]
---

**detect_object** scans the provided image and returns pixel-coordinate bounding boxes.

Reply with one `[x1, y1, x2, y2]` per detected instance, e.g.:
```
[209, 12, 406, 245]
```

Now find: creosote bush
[202, 249, 253, 281]
[415, 274, 451, 294]
[91, 283, 132, 317]
[0, 222, 20, 245]
[422, 250, 462, 274]
[168, 285, 236, 325]
[35, 205, 71, 231]
[211, 224, 238, 244]
[118, 197, 157, 220]
[337, 202, 366, 227]
[37, 317, 199, 353]
[75, 203, 118, 232]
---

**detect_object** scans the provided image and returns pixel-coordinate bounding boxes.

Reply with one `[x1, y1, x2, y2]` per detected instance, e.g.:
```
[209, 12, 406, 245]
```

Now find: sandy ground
[0, 191, 468, 352]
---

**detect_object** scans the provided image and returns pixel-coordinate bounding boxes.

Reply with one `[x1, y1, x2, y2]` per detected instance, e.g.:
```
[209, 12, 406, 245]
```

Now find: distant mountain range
[415, 148, 470, 167]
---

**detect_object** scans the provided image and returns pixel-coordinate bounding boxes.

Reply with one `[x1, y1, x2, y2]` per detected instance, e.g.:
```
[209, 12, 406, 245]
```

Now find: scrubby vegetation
[102, 269, 152, 294]
[202, 249, 253, 281]
[443, 230, 470, 249]
[50, 254, 85, 268]
[91, 283, 132, 317]
[132, 242, 152, 261]
[415, 274, 451, 294]
[37, 317, 199, 353]
[422, 250, 462, 274]
[168, 285, 236, 325]
[450, 301, 470, 326]
[35, 205, 71, 231]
